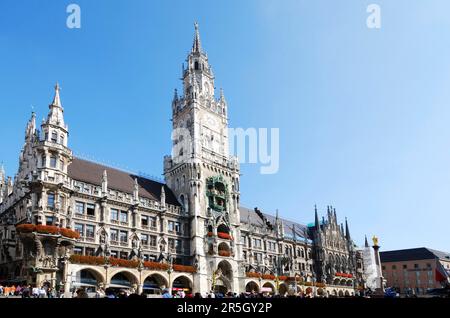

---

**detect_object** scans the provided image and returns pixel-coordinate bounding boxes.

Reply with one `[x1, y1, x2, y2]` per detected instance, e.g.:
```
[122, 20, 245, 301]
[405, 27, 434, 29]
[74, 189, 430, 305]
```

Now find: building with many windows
[380, 247, 450, 296]
[0, 23, 364, 297]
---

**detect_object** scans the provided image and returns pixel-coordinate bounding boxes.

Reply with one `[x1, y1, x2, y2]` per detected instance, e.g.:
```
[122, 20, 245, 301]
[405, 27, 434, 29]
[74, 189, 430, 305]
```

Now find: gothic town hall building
[0, 24, 364, 297]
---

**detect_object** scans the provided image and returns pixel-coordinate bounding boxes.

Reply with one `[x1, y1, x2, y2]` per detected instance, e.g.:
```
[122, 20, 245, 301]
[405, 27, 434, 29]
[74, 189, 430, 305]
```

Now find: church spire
[52, 83, 62, 108]
[25, 111, 36, 141]
[314, 204, 320, 231]
[345, 217, 351, 240]
[365, 235, 369, 248]
[192, 22, 202, 53]
[45, 83, 66, 128]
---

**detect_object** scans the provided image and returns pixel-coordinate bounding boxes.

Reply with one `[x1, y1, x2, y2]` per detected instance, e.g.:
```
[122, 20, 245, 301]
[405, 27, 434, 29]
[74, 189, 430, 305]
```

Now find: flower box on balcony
[143, 261, 170, 271]
[16, 224, 80, 239]
[109, 257, 139, 268]
[217, 232, 232, 240]
[173, 264, 197, 273]
[278, 276, 288, 281]
[218, 250, 231, 257]
[69, 254, 106, 266]
[246, 272, 261, 278]
[262, 274, 275, 280]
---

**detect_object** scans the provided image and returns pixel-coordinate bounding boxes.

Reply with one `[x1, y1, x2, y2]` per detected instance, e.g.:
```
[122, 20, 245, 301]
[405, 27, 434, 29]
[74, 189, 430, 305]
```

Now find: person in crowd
[21, 285, 30, 298]
[38, 286, 47, 298]
[162, 288, 172, 298]
[32, 286, 39, 298]
[75, 288, 89, 298]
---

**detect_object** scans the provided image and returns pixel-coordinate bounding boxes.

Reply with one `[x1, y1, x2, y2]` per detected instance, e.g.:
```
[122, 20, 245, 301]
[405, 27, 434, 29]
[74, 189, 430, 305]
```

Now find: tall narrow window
[50, 155, 57, 168]
[119, 210, 128, 223]
[74, 223, 84, 236]
[75, 201, 85, 215]
[47, 193, 55, 210]
[194, 61, 199, 70]
[41, 155, 46, 167]
[110, 209, 119, 221]
[85, 224, 95, 238]
[110, 229, 118, 242]
[86, 203, 95, 216]
[51, 131, 58, 143]
[119, 230, 128, 243]
[60, 135, 65, 146]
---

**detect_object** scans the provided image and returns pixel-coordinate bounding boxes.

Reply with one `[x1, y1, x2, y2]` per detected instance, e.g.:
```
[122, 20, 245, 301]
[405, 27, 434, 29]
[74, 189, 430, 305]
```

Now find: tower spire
[45, 83, 66, 128]
[192, 22, 202, 53]
[365, 235, 369, 248]
[51, 83, 62, 108]
[345, 217, 351, 240]
[314, 204, 320, 231]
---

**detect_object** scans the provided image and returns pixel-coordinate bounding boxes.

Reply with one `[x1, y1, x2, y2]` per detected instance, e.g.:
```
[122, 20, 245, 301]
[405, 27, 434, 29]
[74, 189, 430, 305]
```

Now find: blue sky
[1, 0, 450, 252]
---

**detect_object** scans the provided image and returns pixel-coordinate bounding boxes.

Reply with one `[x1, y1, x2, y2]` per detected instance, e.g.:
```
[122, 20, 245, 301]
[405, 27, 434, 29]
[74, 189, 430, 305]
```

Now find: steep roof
[239, 206, 309, 240]
[380, 247, 450, 263]
[67, 157, 180, 206]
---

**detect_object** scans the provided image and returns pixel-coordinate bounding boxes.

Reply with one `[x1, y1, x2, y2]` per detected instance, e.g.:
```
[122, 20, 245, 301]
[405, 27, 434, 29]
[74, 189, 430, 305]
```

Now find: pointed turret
[25, 112, 36, 141]
[345, 217, 351, 240]
[192, 22, 202, 53]
[46, 83, 65, 127]
[364, 235, 369, 248]
[314, 204, 320, 231]
[0, 163, 4, 184]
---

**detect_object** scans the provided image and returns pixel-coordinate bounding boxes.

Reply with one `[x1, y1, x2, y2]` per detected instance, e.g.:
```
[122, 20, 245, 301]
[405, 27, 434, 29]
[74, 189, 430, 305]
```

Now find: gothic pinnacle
[51, 82, 62, 108]
[192, 22, 202, 53]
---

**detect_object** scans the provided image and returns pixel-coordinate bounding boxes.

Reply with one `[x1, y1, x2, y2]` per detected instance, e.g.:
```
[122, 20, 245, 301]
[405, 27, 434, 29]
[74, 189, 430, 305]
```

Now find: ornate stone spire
[345, 217, 351, 240]
[364, 235, 369, 248]
[46, 83, 65, 127]
[52, 83, 62, 108]
[314, 204, 320, 231]
[192, 22, 202, 53]
[25, 112, 36, 141]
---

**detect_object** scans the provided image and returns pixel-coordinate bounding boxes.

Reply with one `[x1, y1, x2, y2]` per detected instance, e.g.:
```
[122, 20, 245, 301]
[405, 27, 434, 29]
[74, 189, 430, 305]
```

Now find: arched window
[194, 61, 199, 70]
[60, 135, 65, 146]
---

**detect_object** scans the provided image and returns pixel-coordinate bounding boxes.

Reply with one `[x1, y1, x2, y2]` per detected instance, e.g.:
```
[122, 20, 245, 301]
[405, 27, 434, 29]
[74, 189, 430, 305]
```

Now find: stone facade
[0, 23, 364, 296]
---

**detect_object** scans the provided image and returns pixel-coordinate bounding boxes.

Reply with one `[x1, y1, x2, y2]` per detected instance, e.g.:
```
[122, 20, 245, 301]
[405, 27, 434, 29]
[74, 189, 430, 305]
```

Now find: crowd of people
[0, 284, 60, 298]
[0, 284, 365, 299]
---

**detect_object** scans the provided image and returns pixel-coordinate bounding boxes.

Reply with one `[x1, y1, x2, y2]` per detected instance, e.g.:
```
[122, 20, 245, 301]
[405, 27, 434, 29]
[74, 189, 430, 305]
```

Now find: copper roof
[68, 157, 180, 206]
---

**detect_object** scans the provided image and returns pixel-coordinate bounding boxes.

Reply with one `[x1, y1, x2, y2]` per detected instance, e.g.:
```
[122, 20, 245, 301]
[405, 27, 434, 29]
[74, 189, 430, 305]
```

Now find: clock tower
[164, 23, 242, 294]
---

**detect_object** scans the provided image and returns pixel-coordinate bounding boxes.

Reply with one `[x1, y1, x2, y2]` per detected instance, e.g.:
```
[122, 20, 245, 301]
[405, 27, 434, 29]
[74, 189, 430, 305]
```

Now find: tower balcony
[37, 140, 73, 157]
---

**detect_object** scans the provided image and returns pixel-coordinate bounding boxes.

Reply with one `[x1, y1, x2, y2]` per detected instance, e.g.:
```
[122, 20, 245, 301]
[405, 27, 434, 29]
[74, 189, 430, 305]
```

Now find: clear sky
[1, 0, 449, 252]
